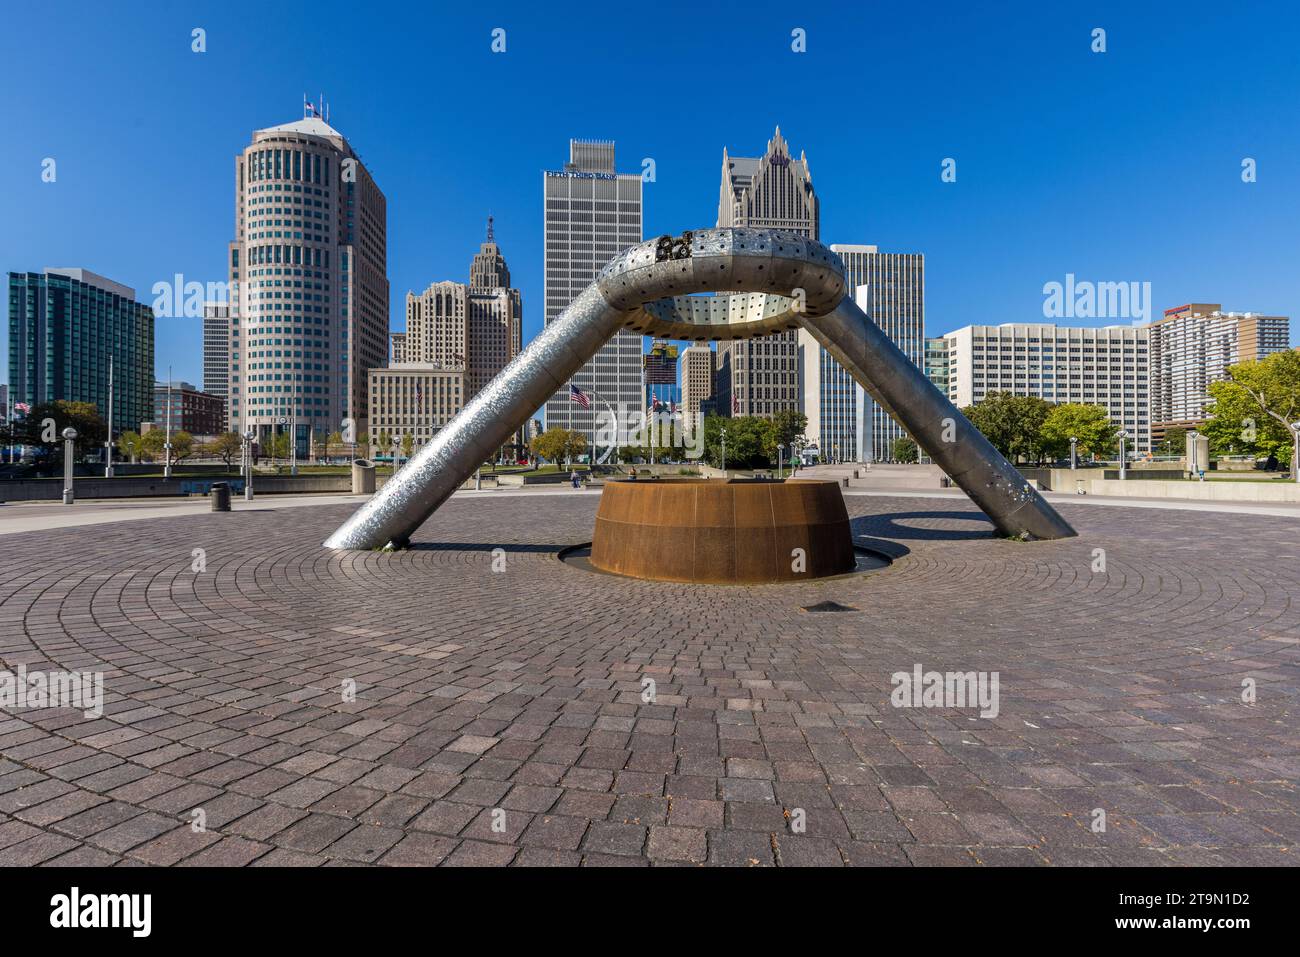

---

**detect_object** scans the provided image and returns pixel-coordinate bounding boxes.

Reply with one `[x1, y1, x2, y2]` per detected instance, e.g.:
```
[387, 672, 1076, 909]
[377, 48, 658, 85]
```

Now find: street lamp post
[1069, 436, 1078, 470]
[105, 354, 114, 478]
[61, 427, 77, 505]
[720, 426, 727, 474]
[243, 428, 255, 501]
[163, 368, 173, 480]
[1118, 430, 1129, 480]
[777, 443, 786, 480]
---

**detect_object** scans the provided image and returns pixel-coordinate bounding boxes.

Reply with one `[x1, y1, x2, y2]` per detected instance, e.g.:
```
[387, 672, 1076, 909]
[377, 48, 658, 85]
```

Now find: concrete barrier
[0, 473, 392, 502]
[1080, 478, 1300, 502]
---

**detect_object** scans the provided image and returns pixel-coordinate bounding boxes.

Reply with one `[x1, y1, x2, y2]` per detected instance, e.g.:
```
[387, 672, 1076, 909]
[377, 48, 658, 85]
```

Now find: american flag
[732, 393, 739, 414]
[569, 383, 590, 409]
[415, 383, 423, 412]
[14, 402, 31, 415]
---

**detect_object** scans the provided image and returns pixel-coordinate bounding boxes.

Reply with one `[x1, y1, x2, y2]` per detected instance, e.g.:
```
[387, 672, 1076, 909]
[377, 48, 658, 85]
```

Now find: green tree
[961, 392, 1053, 463]
[205, 432, 243, 469]
[701, 415, 770, 470]
[1206, 351, 1300, 472]
[530, 428, 586, 466]
[1040, 403, 1117, 460]
[116, 430, 146, 464]
[1154, 427, 1188, 458]
[891, 436, 918, 463]
[142, 429, 194, 467]
[262, 431, 290, 461]
[401, 433, 414, 458]
[16, 400, 106, 461]
[767, 409, 808, 458]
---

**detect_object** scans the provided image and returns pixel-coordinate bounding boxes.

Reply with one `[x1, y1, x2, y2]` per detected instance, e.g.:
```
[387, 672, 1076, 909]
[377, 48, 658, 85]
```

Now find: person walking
[570, 469, 581, 489]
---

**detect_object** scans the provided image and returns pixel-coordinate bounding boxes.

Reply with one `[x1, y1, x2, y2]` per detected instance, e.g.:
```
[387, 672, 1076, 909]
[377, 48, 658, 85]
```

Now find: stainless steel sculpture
[325, 228, 1075, 550]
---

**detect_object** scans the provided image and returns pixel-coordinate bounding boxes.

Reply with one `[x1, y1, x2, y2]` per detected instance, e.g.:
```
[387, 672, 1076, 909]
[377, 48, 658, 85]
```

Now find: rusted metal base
[589, 478, 856, 584]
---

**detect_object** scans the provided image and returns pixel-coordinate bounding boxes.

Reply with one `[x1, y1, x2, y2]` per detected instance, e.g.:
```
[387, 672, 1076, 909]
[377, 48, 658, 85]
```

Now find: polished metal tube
[798, 297, 1076, 540]
[324, 284, 626, 549]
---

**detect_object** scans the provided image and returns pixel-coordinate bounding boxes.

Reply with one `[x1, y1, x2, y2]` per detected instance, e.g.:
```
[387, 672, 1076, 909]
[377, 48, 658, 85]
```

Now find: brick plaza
[0, 494, 1296, 866]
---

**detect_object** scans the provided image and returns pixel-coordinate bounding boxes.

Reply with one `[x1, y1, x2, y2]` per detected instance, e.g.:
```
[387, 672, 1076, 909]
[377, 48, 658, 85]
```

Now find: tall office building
[679, 344, 714, 434]
[715, 128, 815, 420]
[227, 107, 389, 452]
[1148, 303, 1290, 438]
[543, 140, 643, 442]
[8, 268, 154, 437]
[202, 301, 230, 416]
[827, 245, 924, 460]
[466, 218, 523, 399]
[944, 323, 1152, 452]
[398, 225, 522, 395]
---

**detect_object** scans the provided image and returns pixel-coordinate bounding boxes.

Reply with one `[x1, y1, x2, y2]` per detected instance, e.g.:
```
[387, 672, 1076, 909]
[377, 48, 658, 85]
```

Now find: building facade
[8, 268, 154, 436]
[925, 336, 951, 393]
[393, 222, 524, 447]
[716, 128, 814, 420]
[226, 109, 389, 454]
[1148, 303, 1290, 437]
[828, 245, 925, 460]
[152, 380, 226, 437]
[679, 344, 714, 434]
[202, 301, 230, 408]
[944, 322, 1152, 452]
[367, 364, 465, 453]
[542, 140, 643, 443]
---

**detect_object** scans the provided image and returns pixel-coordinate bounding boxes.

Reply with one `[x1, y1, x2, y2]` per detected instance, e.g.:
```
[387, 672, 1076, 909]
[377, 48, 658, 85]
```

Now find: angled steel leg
[798, 297, 1077, 540]
[324, 284, 626, 550]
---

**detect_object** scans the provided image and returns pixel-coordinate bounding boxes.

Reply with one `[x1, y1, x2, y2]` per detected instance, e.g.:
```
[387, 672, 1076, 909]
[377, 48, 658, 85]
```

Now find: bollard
[210, 482, 231, 512]
[351, 458, 376, 495]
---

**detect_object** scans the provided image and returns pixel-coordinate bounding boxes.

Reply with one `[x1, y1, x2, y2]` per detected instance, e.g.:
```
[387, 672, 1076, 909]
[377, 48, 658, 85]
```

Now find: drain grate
[800, 600, 858, 613]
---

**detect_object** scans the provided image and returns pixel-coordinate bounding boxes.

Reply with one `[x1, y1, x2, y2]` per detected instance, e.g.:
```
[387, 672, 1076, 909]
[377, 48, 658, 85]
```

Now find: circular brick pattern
[0, 496, 1296, 866]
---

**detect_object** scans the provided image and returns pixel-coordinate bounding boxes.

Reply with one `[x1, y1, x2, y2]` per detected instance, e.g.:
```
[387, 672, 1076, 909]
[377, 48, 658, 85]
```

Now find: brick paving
[0, 494, 1296, 866]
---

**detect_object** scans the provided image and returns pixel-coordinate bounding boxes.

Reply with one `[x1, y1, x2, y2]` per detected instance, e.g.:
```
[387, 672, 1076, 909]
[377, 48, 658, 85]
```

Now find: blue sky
[3, 0, 1298, 386]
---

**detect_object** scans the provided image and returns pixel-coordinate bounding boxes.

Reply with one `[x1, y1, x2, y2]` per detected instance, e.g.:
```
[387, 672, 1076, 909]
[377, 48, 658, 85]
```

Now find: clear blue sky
[3, 0, 1298, 386]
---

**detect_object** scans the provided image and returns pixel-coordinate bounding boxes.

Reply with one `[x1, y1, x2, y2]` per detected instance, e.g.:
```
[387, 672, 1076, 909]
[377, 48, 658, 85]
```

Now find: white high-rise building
[227, 106, 389, 450]
[542, 140, 643, 442]
[1148, 303, 1290, 435]
[944, 322, 1152, 452]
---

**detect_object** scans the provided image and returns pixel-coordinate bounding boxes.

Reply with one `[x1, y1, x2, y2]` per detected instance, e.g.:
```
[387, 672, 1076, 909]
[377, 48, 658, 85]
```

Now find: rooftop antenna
[487, 214, 494, 243]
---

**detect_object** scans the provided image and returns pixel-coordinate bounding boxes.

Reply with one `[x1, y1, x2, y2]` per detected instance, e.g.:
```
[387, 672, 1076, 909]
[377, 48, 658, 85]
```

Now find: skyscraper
[543, 140, 643, 443]
[202, 301, 230, 410]
[1148, 303, 1290, 438]
[715, 128, 815, 419]
[825, 244, 925, 460]
[466, 217, 523, 399]
[227, 106, 389, 451]
[8, 268, 154, 437]
[680, 344, 714, 434]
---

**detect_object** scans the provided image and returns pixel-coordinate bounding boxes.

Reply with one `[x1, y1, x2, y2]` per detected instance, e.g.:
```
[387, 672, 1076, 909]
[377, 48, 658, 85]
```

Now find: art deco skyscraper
[226, 107, 389, 447]
[467, 217, 523, 399]
[714, 128, 814, 419]
[542, 140, 643, 442]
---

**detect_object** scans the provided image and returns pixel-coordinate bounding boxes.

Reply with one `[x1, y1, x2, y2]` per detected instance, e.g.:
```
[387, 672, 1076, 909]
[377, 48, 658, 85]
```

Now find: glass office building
[8, 268, 155, 437]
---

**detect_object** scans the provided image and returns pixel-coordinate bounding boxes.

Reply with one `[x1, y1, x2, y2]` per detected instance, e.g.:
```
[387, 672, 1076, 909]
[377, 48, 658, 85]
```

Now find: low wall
[0, 473, 393, 502]
[1080, 478, 1300, 503]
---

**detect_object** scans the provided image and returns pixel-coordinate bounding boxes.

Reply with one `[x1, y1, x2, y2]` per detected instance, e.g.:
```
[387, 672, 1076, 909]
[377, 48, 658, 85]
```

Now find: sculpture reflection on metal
[324, 228, 1076, 550]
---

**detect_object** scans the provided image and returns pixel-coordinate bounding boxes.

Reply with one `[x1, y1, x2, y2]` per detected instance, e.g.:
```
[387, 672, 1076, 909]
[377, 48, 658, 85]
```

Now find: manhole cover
[800, 600, 858, 613]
